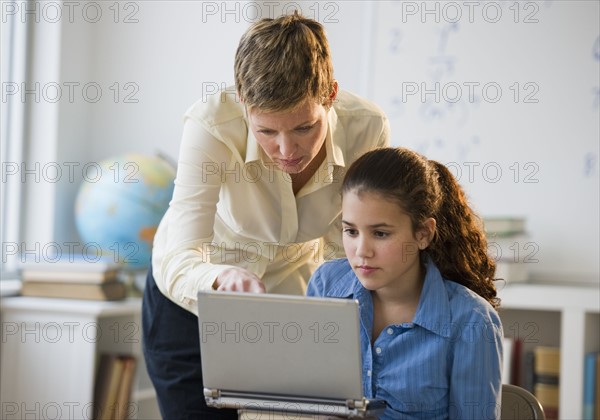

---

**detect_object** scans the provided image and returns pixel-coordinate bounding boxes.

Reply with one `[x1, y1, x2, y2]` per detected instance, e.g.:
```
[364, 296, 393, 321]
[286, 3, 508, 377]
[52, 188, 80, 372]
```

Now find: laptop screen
[197, 291, 364, 401]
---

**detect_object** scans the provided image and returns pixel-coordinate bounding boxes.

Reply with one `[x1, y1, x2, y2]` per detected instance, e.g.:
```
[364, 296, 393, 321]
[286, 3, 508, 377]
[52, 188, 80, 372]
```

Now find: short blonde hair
[234, 12, 335, 112]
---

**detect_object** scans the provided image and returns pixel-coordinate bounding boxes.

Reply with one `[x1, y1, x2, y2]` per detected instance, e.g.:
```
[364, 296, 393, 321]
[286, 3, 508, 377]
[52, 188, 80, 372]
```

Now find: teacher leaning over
[142, 12, 390, 419]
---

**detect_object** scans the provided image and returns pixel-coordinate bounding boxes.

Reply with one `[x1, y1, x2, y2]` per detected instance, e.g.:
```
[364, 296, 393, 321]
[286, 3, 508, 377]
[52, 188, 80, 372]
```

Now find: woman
[142, 12, 390, 419]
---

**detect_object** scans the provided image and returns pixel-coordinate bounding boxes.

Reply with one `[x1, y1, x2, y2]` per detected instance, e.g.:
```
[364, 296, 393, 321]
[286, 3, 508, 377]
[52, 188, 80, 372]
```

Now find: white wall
[368, 1, 599, 281]
[14, 0, 599, 283]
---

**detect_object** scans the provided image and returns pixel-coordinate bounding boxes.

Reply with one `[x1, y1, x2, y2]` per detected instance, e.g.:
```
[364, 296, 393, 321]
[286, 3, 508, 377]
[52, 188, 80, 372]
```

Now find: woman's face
[247, 99, 330, 174]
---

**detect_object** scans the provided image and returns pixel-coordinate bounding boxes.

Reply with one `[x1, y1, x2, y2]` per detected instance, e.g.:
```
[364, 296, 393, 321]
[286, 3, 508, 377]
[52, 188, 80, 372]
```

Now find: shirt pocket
[378, 337, 450, 416]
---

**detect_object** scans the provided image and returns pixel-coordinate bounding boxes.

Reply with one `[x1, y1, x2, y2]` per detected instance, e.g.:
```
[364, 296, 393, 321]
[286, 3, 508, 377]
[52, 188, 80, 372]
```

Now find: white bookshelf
[2, 285, 598, 419]
[497, 282, 600, 419]
[0, 296, 160, 420]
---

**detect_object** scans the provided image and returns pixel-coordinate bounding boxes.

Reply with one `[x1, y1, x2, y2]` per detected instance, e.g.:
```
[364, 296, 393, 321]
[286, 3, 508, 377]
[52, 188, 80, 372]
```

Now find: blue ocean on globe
[75, 154, 175, 270]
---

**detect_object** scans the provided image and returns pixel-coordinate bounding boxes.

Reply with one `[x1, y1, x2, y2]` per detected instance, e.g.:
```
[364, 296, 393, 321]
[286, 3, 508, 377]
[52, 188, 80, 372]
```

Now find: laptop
[197, 291, 387, 418]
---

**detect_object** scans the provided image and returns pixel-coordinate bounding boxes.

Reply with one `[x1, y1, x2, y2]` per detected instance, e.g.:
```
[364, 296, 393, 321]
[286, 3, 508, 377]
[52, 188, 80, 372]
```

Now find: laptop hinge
[346, 398, 366, 409]
[204, 388, 220, 399]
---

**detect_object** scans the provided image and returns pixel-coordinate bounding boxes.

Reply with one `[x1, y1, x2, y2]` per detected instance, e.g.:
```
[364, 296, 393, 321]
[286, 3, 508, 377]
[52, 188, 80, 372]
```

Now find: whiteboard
[368, 1, 599, 281]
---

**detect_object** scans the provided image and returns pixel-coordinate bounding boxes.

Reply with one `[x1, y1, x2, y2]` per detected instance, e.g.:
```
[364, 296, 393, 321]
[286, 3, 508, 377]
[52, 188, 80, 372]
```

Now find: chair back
[501, 384, 546, 420]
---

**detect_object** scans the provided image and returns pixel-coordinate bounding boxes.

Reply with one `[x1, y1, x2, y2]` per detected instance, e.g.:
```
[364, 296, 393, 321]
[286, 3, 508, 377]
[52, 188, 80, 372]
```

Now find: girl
[307, 147, 503, 420]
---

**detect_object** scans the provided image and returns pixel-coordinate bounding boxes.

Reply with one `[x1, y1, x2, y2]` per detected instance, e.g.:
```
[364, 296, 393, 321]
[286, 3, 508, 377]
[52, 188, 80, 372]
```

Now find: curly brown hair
[342, 147, 500, 309]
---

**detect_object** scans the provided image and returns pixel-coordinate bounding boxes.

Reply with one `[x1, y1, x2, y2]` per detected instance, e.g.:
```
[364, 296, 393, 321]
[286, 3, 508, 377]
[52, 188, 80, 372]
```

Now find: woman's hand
[213, 267, 266, 293]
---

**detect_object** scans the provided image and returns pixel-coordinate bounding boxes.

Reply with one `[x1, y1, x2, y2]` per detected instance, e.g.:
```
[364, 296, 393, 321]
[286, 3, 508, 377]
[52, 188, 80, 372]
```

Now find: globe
[75, 153, 176, 270]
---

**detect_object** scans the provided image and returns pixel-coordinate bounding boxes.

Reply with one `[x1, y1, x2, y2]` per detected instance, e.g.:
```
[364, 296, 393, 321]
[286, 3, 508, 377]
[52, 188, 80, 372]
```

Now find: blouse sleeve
[449, 307, 503, 420]
[152, 116, 239, 312]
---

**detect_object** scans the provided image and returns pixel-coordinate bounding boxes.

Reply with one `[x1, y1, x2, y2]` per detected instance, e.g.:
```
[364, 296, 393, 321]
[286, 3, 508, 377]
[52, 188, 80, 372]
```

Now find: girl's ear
[416, 218, 436, 250]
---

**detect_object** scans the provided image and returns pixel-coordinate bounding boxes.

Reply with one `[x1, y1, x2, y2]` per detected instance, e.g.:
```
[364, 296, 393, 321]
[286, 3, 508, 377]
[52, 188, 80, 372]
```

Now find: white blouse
[152, 89, 390, 314]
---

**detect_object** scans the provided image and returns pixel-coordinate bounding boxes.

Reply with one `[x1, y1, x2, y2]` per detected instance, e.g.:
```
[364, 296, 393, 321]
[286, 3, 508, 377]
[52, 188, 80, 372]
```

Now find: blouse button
[375, 347, 382, 355]
[386, 328, 394, 335]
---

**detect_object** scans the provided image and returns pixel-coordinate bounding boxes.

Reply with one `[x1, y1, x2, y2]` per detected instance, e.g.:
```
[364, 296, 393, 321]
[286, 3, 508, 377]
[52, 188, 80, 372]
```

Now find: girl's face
[247, 99, 330, 174]
[342, 190, 432, 295]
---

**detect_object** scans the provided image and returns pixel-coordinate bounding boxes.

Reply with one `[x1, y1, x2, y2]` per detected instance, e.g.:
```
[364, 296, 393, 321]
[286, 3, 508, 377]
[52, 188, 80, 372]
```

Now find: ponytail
[427, 161, 499, 309]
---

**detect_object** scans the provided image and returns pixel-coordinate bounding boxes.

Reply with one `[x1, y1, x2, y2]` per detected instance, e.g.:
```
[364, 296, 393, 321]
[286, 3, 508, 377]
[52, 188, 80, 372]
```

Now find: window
[1, 6, 29, 278]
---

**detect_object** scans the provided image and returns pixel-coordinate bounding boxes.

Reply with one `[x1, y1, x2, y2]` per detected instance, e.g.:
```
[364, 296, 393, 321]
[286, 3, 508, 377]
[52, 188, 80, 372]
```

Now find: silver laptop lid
[197, 291, 364, 401]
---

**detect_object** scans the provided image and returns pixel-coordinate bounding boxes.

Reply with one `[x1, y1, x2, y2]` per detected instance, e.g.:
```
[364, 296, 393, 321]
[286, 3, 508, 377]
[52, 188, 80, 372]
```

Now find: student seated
[307, 147, 503, 420]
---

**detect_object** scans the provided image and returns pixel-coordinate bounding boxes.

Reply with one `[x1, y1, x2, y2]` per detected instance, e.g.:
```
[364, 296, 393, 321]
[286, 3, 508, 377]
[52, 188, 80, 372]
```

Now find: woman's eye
[373, 231, 389, 238]
[343, 228, 357, 236]
[296, 125, 313, 132]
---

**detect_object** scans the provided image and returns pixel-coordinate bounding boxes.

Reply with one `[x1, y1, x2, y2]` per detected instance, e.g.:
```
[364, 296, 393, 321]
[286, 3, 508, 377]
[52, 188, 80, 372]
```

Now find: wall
[368, 1, 599, 281]
[13, 0, 599, 283]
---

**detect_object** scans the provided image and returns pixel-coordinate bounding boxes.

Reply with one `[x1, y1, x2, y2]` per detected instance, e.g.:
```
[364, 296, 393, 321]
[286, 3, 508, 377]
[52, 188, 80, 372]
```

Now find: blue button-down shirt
[306, 258, 503, 420]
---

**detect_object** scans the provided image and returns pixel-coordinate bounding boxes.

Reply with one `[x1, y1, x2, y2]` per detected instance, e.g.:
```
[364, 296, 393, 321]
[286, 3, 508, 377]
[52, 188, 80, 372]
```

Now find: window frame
[1, 7, 29, 278]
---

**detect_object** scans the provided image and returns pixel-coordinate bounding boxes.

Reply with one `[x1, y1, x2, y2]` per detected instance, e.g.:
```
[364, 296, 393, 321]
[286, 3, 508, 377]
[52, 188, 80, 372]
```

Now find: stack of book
[19, 258, 126, 301]
[93, 353, 137, 420]
[483, 217, 530, 283]
[523, 346, 560, 420]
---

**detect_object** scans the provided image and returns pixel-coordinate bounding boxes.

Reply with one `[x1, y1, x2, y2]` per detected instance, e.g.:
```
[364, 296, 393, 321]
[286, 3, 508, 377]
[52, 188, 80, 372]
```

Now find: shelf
[497, 282, 599, 312]
[496, 282, 600, 419]
[0, 296, 160, 420]
[0, 296, 142, 316]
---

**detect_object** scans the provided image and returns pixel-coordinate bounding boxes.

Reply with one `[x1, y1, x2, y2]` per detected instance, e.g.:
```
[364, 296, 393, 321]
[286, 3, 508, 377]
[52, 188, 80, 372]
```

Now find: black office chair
[501, 384, 546, 420]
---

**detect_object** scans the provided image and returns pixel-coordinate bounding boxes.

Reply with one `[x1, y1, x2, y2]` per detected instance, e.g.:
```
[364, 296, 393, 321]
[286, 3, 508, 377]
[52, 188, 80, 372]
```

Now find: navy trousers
[141, 269, 238, 419]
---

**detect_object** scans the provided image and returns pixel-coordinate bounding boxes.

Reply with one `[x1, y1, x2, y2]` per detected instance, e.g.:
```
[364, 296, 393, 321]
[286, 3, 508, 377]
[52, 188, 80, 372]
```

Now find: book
[533, 346, 560, 420]
[495, 260, 529, 284]
[535, 383, 559, 420]
[511, 338, 523, 387]
[483, 217, 526, 236]
[21, 269, 119, 284]
[114, 355, 137, 420]
[486, 233, 530, 262]
[502, 337, 514, 384]
[20, 256, 122, 284]
[534, 346, 560, 376]
[21, 280, 127, 301]
[596, 353, 600, 420]
[523, 350, 535, 393]
[93, 354, 125, 420]
[483, 217, 530, 284]
[20, 255, 121, 272]
[583, 351, 599, 420]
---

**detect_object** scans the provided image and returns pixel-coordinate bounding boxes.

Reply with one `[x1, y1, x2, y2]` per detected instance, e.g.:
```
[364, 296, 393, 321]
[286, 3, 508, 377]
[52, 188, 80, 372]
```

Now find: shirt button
[375, 347, 382, 355]
[386, 328, 394, 335]
[367, 370, 372, 377]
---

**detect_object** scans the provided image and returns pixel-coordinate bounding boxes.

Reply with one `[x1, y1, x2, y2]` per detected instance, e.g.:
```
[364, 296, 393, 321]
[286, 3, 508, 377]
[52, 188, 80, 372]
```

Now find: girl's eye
[343, 228, 358, 236]
[373, 231, 389, 238]
[296, 125, 313, 132]
[258, 129, 276, 135]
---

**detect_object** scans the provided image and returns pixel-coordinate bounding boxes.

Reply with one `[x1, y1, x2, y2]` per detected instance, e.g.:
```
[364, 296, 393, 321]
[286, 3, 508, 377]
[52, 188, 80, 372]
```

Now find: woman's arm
[154, 116, 264, 312]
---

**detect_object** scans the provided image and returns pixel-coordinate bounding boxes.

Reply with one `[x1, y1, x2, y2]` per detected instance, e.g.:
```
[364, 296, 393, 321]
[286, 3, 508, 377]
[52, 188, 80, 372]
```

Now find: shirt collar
[412, 257, 453, 338]
[245, 125, 262, 164]
[326, 106, 346, 168]
[332, 257, 453, 338]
